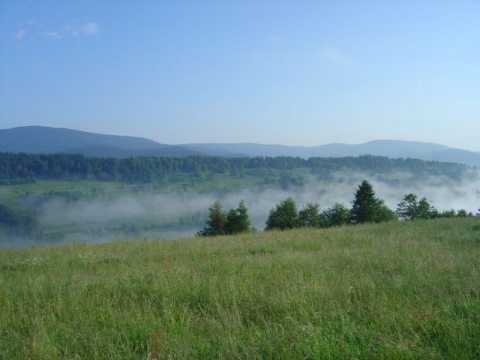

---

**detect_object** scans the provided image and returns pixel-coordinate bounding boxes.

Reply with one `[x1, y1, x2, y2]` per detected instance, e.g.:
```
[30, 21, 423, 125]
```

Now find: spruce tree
[350, 180, 382, 224]
[224, 201, 253, 234]
[197, 201, 226, 236]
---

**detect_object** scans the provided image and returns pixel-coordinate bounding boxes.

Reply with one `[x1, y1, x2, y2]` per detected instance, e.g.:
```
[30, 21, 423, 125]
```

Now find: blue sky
[1, 1, 479, 151]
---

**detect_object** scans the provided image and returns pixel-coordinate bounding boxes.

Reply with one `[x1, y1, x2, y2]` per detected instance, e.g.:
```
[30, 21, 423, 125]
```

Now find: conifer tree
[197, 201, 226, 236]
[350, 180, 385, 224]
[198, 200, 254, 236]
[224, 201, 253, 234]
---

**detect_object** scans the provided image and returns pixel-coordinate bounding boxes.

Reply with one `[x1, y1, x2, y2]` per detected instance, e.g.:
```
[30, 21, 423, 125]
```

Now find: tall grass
[1, 217, 479, 359]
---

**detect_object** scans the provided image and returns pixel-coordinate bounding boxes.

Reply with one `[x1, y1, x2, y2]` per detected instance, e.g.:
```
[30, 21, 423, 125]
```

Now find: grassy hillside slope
[1, 218, 479, 359]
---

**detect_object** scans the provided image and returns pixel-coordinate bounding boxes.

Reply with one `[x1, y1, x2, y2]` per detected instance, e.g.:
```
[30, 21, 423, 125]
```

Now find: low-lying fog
[2, 170, 479, 248]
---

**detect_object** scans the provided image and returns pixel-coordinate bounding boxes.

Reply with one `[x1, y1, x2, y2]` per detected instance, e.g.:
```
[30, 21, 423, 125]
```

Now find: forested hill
[0, 152, 469, 185]
[0, 126, 203, 157]
[2, 126, 480, 166]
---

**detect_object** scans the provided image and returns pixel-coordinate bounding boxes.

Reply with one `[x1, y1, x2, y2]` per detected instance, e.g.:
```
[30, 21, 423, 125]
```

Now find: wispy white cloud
[15, 29, 27, 40]
[66, 19, 100, 36]
[81, 22, 100, 35]
[318, 47, 353, 65]
[13, 18, 100, 44]
[44, 31, 62, 39]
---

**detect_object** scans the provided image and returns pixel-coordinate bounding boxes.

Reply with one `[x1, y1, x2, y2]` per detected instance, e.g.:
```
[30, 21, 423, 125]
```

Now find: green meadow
[1, 217, 479, 359]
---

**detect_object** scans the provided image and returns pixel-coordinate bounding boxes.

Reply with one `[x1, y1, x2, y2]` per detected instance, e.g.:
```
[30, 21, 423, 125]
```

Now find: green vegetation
[265, 197, 299, 230]
[351, 180, 386, 224]
[0, 203, 39, 238]
[397, 193, 438, 220]
[1, 152, 478, 245]
[0, 152, 471, 185]
[322, 203, 351, 227]
[196, 200, 254, 236]
[257, 180, 472, 233]
[1, 218, 479, 359]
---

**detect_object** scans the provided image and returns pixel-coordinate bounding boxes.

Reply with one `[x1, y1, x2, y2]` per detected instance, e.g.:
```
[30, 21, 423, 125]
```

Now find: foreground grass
[1, 218, 479, 359]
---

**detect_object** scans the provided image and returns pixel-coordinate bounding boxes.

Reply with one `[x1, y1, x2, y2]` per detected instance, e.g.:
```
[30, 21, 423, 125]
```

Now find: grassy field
[1, 217, 479, 359]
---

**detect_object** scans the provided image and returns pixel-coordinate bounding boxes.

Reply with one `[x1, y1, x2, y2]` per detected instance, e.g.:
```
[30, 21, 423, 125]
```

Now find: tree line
[198, 180, 478, 236]
[0, 152, 469, 184]
[197, 201, 255, 236]
[1, 179, 477, 240]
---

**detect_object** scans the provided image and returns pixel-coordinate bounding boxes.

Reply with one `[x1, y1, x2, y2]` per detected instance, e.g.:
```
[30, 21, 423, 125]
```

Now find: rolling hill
[0, 126, 203, 157]
[1, 126, 479, 166]
[187, 140, 480, 166]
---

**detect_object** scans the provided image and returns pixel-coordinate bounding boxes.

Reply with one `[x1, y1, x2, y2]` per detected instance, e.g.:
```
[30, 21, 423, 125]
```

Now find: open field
[1, 217, 479, 359]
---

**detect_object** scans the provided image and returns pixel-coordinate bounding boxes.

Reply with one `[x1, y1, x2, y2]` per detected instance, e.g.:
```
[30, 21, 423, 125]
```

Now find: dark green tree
[197, 201, 226, 236]
[396, 193, 418, 220]
[376, 200, 398, 222]
[417, 197, 437, 219]
[396, 193, 437, 220]
[224, 201, 254, 234]
[456, 209, 468, 217]
[440, 209, 456, 218]
[322, 203, 350, 227]
[350, 180, 383, 224]
[298, 202, 322, 228]
[265, 197, 298, 230]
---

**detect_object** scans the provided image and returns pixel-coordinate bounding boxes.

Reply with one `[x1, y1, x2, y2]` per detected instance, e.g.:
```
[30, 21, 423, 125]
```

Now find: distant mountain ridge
[1, 126, 479, 166]
[0, 126, 202, 157]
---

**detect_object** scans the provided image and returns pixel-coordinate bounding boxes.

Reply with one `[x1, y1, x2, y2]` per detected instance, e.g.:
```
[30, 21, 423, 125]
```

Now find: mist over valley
[1, 151, 479, 247]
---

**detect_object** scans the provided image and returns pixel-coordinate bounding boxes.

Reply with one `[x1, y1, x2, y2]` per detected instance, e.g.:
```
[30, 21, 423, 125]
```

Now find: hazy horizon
[2, 124, 479, 152]
[1, 1, 479, 151]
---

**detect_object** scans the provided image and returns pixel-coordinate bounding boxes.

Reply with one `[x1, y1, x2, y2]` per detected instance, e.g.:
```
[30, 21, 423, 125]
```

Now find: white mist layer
[35, 170, 480, 237]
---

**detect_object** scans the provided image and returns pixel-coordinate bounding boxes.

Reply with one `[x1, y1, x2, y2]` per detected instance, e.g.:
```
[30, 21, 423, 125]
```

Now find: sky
[1, 0, 479, 151]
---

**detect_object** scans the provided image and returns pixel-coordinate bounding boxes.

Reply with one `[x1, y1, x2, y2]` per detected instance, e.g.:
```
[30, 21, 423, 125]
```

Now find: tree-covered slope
[2, 126, 480, 165]
[0, 152, 470, 184]
[0, 126, 202, 157]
